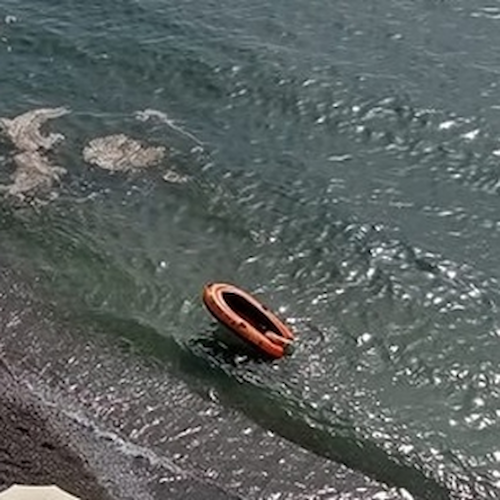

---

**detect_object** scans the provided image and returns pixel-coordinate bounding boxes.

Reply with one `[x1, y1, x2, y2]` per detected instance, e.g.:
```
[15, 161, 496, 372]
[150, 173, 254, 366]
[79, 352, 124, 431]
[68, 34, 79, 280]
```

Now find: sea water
[1, 1, 500, 498]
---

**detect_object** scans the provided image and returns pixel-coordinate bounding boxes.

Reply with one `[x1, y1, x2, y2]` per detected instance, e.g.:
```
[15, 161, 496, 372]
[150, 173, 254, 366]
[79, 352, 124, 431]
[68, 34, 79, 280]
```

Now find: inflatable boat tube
[202, 282, 295, 359]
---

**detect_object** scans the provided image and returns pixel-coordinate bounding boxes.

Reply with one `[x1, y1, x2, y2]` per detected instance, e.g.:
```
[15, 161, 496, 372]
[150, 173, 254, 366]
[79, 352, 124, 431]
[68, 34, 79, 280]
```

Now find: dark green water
[2, 1, 500, 498]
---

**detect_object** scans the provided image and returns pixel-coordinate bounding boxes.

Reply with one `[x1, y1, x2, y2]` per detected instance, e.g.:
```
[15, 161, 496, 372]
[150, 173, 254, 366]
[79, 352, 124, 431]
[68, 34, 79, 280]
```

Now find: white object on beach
[0, 485, 80, 500]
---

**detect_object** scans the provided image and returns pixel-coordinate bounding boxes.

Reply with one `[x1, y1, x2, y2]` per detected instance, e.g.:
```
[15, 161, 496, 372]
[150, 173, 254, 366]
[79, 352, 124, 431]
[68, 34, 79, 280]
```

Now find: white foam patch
[134, 109, 203, 145]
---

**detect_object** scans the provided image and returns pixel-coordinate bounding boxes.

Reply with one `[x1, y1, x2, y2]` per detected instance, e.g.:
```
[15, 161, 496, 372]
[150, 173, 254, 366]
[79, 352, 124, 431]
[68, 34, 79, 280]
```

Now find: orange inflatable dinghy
[202, 282, 295, 359]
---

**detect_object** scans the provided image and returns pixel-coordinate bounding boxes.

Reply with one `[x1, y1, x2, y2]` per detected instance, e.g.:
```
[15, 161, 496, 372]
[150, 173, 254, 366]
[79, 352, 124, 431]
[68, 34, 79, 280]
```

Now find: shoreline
[0, 262, 409, 500]
[0, 264, 240, 500]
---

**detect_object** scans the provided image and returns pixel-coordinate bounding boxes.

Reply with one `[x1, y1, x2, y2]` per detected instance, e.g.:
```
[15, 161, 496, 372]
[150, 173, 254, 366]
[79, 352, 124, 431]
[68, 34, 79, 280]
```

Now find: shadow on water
[188, 335, 451, 500]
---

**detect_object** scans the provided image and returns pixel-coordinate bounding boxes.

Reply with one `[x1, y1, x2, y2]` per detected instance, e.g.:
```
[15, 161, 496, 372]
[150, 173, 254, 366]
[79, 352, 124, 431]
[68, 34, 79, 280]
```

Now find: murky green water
[2, 1, 500, 498]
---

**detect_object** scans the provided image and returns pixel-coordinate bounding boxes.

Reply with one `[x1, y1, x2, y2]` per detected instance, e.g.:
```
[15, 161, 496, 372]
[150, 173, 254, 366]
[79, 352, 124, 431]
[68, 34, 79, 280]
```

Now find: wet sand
[0, 263, 240, 500]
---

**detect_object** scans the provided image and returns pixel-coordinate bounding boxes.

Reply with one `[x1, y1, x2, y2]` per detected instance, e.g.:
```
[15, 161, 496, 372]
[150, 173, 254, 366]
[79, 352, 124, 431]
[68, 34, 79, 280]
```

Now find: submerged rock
[0, 152, 66, 202]
[83, 134, 165, 172]
[0, 108, 191, 202]
[0, 108, 70, 202]
[0, 107, 69, 152]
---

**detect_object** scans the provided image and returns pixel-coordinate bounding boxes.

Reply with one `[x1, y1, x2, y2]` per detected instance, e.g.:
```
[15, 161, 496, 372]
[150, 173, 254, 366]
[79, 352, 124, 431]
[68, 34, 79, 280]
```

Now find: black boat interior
[222, 292, 282, 336]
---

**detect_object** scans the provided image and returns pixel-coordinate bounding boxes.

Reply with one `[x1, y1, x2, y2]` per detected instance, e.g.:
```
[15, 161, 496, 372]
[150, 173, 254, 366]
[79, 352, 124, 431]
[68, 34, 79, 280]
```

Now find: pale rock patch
[0, 107, 70, 201]
[82, 134, 165, 172]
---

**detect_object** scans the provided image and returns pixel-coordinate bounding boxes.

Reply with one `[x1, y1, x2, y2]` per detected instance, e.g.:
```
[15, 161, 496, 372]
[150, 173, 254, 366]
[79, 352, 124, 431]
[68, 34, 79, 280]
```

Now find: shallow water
[2, 0, 500, 498]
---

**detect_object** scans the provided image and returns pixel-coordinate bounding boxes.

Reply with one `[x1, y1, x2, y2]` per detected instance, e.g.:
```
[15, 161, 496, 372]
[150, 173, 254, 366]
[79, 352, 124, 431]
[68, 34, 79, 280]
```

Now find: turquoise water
[2, 1, 500, 498]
